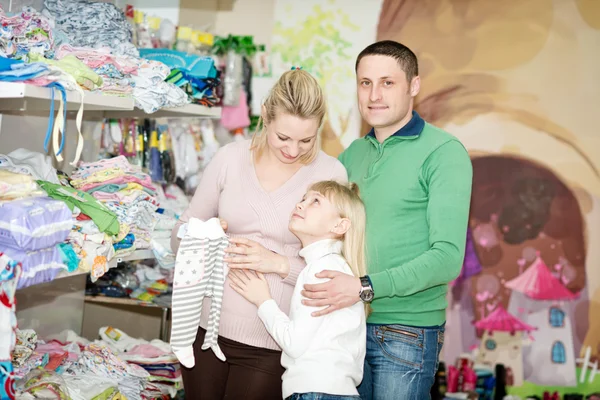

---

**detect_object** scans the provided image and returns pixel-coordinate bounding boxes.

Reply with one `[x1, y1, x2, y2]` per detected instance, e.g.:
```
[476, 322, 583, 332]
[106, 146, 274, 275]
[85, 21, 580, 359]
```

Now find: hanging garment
[170, 218, 228, 366]
[0, 252, 22, 400]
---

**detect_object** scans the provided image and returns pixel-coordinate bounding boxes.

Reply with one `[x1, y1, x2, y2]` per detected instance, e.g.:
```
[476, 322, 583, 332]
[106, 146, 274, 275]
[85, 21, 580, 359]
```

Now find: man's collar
[366, 111, 425, 141]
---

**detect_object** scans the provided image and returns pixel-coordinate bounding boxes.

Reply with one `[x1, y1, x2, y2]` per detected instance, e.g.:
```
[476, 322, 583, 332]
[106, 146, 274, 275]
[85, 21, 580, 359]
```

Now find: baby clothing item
[37, 180, 120, 236]
[0, 149, 60, 185]
[170, 218, 229, 366]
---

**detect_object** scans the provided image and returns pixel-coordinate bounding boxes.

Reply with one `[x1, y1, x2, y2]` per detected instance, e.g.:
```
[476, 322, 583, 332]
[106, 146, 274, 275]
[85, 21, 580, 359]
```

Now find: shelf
[0, 82, 133, 112]
[17, 249, 158, 290]
[108, 248, 156, 269]
[84, 295, 169, 309]
[104, 102, 222, 119]
[0, 82, 221, 119]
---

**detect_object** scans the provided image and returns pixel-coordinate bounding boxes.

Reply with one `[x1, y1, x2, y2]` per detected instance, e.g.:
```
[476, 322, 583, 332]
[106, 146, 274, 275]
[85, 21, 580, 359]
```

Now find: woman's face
[265, 112, 319, 164]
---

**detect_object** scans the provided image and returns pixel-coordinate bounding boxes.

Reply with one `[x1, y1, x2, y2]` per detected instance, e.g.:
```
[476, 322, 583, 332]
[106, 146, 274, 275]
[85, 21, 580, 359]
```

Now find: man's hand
[301, 270, 362, 317]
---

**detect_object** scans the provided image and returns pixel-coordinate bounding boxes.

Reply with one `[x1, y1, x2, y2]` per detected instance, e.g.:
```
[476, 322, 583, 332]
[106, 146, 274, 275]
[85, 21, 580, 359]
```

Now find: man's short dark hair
[355, 40, 419, 82]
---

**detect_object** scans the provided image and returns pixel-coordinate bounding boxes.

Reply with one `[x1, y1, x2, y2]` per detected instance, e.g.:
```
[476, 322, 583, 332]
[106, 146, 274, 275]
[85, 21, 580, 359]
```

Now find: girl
[229, 180, 367, 400]
[170, 69, 347, 399]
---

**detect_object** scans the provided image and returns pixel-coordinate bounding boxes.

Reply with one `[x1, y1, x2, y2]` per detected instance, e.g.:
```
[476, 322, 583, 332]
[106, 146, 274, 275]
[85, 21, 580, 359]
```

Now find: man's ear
[409, 76, 421, 97]
[331, 218, 351, 236]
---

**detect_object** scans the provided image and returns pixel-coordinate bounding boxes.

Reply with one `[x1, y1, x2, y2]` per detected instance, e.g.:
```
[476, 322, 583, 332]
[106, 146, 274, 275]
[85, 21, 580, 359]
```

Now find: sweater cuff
[369, 270, 395, 299]
[282, 255, 302, 286]
[257, 299, 279, 321]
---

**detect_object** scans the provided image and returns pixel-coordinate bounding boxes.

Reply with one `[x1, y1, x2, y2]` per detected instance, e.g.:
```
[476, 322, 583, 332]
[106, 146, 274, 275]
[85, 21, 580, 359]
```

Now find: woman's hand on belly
[224, 237, 290, 278]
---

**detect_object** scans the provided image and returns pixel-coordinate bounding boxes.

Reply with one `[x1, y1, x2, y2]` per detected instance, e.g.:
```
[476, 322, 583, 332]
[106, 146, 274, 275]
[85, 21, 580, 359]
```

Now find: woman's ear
[331, 218, 351, 236]
[261, 104, 267, 124]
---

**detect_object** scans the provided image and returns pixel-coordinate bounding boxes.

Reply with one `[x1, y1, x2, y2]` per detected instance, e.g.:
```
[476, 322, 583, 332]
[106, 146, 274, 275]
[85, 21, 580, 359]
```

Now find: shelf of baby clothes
[103, 103, 222, 119]
[0, 82, 134, 112]
[84, 293, 171, 341]
[26, 249, 158, 287]
[108, 249, 156, 269]
[0, 82, 222, 119]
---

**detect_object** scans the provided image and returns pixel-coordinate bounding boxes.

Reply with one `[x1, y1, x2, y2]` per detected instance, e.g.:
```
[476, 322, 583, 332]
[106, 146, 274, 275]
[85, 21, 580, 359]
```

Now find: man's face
[356, 55, 420, 134]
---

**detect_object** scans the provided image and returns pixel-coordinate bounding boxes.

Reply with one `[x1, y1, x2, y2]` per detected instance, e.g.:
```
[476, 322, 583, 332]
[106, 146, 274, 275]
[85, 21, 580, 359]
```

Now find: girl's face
[265, 112, 318, 164]
[289, 191, 343, 244]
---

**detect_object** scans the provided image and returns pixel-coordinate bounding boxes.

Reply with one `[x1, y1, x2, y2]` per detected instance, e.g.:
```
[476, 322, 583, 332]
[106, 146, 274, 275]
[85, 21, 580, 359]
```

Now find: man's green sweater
[339, 111, 473, 327]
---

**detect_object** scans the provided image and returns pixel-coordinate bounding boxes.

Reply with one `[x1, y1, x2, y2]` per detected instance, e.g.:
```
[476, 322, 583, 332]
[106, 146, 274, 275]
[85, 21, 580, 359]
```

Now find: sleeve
[258, 261, 346, 358]
[369, 140, 473, 298]
[330, 159, 348, 183]
[170, 146, 229, 253]
[282, 252, 305, 287]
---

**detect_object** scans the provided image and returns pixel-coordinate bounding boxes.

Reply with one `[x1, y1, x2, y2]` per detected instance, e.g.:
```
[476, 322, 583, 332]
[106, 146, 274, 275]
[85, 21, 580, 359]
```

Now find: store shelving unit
[0, 81, 221, 119]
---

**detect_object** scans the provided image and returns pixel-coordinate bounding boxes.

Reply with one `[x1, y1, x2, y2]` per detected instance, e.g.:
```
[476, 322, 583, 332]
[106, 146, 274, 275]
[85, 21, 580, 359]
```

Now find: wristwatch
[359, 275, 374, 303]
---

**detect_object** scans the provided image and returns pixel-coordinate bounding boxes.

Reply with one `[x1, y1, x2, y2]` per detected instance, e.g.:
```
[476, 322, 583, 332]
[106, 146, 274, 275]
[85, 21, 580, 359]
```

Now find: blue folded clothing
[0, 58, 49, 81]
[139, 48, 218, 79]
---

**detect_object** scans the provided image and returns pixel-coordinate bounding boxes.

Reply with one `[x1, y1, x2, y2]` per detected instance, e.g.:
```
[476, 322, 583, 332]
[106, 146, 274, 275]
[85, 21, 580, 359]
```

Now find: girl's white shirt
[257, 239, 366, 398]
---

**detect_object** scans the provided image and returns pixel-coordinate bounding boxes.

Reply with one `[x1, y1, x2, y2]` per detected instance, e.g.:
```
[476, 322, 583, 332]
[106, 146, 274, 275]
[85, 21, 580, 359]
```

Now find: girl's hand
[224, 238, 290, 278]
[228, 270, 272, 307]
[219, 218, 228, 231]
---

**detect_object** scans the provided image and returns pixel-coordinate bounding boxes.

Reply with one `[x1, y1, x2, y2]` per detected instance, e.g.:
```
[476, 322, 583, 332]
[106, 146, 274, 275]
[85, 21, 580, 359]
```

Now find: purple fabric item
[452, 228, 482, 286]
[2, 245, 65, 289]
[0, 196, 72, 251]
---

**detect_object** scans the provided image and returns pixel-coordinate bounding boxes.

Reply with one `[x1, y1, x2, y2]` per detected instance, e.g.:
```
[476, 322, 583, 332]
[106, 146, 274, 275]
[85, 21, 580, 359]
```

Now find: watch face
[361, 290, 374, 303]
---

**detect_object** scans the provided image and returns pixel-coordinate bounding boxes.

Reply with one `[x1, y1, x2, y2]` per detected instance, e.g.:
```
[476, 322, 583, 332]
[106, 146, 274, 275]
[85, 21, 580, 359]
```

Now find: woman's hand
[224, 237, 290, 278]
[229, 270, 272, 307]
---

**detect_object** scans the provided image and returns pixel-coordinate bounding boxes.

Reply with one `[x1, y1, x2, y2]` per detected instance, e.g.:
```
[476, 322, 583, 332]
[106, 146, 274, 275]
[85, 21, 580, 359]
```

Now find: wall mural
[270, 0, 383, 155]
[273, 0, 600, 395]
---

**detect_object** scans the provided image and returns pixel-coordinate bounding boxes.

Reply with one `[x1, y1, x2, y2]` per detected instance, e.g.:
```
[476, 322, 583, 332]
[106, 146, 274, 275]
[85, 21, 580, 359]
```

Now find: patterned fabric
[0, 7, 55, 59]
[0, 253, 22, 400]
[43, 0, 138, 57]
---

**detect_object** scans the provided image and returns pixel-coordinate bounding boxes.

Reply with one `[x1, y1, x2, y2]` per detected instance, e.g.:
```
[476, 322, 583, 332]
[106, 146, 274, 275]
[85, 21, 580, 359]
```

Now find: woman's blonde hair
[251, 69, 326, 164]
[308, 180, 367, 279]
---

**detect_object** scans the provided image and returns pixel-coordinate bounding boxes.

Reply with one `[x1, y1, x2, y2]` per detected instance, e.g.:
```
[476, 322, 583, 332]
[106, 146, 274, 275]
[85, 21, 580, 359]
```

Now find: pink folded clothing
[79, 175, 155, 193]
[128, 344, 168, 358]
[72, 155, 139, 179]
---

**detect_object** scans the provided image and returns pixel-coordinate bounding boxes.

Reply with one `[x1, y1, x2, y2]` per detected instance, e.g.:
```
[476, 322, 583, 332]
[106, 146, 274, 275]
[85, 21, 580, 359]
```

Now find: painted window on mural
[485, 339, 497, 351]
[551, 341, 566, 364]
[549, 307, 565, 327]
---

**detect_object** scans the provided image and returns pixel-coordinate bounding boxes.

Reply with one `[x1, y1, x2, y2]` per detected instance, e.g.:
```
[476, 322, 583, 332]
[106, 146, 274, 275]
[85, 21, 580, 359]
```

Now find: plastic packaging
[148, 17, 162, 48]
[175, 26, 192, 53]
[222, 49, 243, 106]
[134, 10, 152, 48]
[0, 197, 72, 251]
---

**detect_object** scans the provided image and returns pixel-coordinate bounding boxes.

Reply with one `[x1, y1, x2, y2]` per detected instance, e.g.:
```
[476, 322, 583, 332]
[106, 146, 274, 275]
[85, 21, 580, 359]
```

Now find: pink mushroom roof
[474, 305, 536, 333]
[504, 255, 578, 301]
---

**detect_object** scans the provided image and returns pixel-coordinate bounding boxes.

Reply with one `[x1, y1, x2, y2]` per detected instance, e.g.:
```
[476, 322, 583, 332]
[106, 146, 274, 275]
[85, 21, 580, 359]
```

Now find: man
[302, 40, 473, 399]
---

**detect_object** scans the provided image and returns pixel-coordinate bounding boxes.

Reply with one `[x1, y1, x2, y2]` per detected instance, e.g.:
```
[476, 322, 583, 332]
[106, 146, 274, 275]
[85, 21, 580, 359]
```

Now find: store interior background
[2, 0, 599, 394]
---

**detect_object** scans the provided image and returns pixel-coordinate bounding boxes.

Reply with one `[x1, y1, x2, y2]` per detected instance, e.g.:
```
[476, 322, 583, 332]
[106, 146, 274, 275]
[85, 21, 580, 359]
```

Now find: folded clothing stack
[42, 0, 138, 58]
[140, 48, 220, 108]
[36, 180, 120, 282]
[0, 196, 72, 289]
[69, 156, 160, 257]
[0, 6, 55, 59]
[12, 327, 182, 399]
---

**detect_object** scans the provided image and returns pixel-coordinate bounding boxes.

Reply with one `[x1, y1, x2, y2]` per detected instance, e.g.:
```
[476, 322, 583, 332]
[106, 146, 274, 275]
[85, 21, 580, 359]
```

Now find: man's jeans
[358, 323, 445, 400]
[286, 394, 361, 400]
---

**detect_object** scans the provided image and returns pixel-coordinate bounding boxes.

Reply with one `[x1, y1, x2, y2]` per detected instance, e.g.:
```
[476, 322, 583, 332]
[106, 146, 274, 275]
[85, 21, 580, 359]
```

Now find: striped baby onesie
[170, 218, 229, 367]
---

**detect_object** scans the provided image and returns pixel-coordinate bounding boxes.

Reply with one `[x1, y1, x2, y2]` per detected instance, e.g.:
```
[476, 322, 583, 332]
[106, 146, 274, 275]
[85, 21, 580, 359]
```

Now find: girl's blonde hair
[251, 69, 326, 164]
[308, 180, 367, 279]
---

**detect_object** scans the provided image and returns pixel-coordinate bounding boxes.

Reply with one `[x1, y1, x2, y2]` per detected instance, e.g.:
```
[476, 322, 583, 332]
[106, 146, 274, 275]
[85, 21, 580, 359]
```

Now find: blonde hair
[308, 180, 367, 279]
[251, 69, 326, 164]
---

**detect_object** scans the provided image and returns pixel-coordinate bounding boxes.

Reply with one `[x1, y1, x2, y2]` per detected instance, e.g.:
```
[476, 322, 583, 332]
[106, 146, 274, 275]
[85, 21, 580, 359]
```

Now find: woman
[170, 68, 347, 399]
